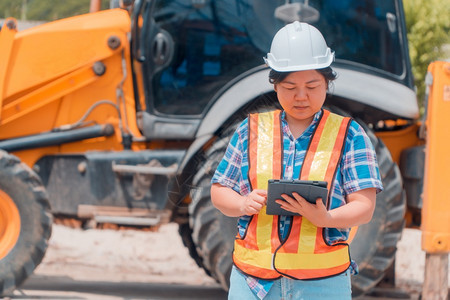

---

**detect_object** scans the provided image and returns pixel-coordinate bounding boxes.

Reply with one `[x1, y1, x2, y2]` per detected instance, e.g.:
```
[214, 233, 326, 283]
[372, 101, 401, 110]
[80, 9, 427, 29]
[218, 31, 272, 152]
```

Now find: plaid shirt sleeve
[211, 118, 249, 195]
[341, 120, 383, 195]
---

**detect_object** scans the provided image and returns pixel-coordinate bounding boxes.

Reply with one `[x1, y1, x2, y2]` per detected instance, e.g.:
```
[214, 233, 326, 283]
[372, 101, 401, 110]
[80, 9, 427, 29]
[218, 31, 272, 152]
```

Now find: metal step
[93, 215, 161, 226]
[111, 160, 178, 176]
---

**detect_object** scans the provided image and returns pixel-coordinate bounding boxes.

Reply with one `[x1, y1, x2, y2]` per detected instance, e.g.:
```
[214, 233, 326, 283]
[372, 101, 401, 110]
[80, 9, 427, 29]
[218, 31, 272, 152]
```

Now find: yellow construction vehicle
[0, 0, 447, 297]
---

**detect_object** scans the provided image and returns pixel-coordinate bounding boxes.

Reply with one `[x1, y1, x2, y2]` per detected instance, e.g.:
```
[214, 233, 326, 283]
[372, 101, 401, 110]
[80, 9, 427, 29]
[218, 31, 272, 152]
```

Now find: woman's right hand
[240, 189, 267, 216]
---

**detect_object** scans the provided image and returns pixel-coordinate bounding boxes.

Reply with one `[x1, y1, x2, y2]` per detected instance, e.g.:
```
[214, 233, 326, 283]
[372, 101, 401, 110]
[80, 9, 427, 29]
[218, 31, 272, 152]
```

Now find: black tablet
[266, 179, 328, 216]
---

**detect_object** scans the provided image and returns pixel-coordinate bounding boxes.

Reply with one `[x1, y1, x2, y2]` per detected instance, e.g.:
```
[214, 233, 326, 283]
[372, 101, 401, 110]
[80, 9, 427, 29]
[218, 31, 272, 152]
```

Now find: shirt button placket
[285, 142, 295, 179]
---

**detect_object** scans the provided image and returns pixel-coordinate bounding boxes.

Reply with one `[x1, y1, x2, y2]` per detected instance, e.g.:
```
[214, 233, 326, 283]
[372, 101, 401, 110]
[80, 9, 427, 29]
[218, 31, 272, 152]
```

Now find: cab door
[131, 0, 263, 140]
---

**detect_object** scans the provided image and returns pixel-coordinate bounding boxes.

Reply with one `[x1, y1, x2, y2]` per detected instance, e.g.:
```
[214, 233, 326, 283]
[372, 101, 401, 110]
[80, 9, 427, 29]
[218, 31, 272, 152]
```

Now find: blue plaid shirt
[211, 110, 383, 299]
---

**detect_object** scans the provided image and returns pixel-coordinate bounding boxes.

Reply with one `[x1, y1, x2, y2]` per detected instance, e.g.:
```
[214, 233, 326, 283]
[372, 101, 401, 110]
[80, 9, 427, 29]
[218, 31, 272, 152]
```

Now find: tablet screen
[266, 179, 328, 216]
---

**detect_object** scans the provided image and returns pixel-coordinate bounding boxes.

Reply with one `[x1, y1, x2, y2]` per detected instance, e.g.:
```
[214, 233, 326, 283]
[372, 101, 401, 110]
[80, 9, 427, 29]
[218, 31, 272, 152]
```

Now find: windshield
[147, 0, 409, 115]
[232, 0, 406, 77]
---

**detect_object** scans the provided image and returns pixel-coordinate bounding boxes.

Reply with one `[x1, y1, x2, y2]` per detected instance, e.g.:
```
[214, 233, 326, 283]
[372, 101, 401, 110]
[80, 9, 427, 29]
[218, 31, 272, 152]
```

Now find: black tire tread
[0, 150, 52, 296]
[350, 125, 406, 295]
[187, 135, 235, 289]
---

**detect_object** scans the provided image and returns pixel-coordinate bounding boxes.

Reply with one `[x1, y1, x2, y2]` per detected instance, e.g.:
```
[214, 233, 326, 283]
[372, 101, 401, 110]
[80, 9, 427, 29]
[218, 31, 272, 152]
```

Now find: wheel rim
[0, 189, 21, 260]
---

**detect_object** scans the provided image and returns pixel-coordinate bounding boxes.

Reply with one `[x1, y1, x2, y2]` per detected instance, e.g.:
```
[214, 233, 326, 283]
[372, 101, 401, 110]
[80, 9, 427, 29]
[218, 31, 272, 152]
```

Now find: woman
[211, 21, 383, 300]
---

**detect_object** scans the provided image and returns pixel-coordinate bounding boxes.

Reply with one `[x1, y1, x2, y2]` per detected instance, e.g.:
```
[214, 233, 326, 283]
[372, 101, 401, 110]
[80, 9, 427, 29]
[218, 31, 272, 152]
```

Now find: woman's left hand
[276, 192, 331, 227]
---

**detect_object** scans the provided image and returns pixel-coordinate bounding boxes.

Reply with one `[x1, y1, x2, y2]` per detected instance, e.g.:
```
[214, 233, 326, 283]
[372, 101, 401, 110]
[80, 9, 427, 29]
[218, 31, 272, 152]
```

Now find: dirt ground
[30, 223, 216, 287]
[11, 224, 450, 299]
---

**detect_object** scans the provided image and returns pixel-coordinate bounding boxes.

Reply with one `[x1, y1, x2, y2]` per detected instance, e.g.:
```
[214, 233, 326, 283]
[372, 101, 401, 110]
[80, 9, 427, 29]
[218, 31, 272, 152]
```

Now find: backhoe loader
[0, 0, 432, 296]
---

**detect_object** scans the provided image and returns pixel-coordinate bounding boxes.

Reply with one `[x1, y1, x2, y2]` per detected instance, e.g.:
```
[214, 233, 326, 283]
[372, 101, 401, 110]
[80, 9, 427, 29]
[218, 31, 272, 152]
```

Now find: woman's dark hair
[268, 67, 337, 89]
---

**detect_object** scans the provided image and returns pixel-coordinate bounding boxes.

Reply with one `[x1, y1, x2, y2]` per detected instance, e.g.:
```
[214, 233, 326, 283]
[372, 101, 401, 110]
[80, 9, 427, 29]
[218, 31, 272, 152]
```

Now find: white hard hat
[264, 21, 334, 72]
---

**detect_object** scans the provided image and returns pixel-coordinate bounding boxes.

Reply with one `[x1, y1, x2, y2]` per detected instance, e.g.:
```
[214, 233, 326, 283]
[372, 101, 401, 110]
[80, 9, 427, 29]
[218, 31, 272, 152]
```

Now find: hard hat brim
[264, 51, 335, 72]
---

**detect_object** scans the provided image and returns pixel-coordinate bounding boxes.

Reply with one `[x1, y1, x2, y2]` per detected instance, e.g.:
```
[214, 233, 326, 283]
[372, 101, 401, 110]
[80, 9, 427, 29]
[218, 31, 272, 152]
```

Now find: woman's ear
[274, 84, 278, 93]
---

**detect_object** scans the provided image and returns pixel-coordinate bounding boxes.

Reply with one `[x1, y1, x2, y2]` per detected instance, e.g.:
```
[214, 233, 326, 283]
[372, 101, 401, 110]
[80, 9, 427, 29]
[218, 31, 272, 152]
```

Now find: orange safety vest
[233, 109, 352, 280]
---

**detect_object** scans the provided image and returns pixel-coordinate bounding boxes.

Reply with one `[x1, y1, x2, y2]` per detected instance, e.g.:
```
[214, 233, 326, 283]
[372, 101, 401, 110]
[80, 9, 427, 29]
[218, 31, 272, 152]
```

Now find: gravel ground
[21, 224, 450, 299]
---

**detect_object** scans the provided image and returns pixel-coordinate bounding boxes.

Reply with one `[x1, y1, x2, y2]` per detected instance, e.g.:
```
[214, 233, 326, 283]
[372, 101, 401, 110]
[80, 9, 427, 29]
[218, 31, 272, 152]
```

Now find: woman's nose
[294, 88, 307, 100]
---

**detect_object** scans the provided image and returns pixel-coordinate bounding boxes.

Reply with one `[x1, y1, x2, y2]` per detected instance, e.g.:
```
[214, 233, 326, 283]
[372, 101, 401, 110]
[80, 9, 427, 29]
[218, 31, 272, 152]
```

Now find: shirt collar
[280, 109, 323, 140]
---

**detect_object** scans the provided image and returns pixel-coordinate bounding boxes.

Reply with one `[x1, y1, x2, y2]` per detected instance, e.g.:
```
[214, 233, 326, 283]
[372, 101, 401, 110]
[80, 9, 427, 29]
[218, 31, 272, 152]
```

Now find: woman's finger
[280, 193, 295, 204]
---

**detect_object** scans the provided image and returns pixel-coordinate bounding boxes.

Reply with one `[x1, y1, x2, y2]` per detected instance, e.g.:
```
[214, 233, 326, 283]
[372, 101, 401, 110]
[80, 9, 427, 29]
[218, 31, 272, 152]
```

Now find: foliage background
[1, 0, 449, 109]
[404, 0, 450, 107]
[0, 0, 109, 21]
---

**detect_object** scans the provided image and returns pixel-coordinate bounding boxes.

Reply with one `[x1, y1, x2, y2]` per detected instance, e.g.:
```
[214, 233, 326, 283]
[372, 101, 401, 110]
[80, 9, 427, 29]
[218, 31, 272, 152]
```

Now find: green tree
[0, 0, 109, 21]
[404, 0, 450, 107]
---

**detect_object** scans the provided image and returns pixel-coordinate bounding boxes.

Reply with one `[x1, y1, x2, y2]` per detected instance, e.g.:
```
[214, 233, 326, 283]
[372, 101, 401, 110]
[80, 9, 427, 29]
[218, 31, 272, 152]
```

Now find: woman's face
[274, 70, 327, 124]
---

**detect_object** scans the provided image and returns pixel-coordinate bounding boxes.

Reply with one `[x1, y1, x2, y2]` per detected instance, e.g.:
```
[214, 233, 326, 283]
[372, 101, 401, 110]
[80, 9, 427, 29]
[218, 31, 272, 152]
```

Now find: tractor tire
[348, 123, 406, 296]
[184, 115, 405, 295]
[0, 150, 52, 296]
[178, 222, 212, 277]
[186, 134, 238, 290]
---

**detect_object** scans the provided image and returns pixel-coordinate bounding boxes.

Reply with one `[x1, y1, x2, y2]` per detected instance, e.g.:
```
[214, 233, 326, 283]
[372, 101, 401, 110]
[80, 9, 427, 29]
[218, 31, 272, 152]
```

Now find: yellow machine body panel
[375, 123, 424, 165]
[0, 9, 144, 167]
[421, 61, 450, 253]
